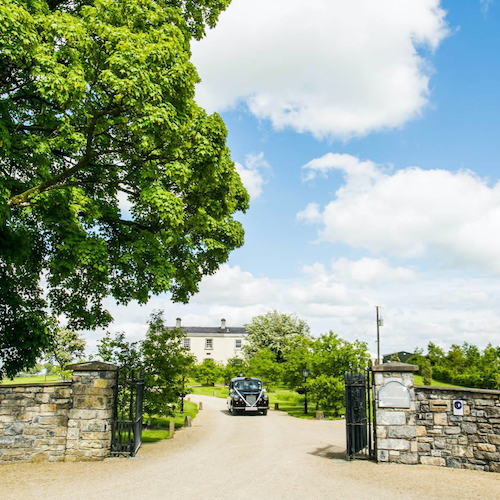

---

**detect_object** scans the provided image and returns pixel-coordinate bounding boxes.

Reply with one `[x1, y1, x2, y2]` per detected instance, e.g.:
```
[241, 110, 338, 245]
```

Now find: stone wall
[0, 382, 71, 462]
[415, 386, 500, 473]
[373, 362, 500, 473]
[0, 362, 117, 463]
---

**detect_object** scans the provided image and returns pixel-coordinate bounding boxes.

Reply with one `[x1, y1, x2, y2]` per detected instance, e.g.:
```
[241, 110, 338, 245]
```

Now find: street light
[180, 374, 185, 414]
[302, 367, 309, 415]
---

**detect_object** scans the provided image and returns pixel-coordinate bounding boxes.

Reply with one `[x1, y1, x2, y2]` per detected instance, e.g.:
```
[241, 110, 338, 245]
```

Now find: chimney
[221, 318, 226, 330]
[176, 318, 181, 328]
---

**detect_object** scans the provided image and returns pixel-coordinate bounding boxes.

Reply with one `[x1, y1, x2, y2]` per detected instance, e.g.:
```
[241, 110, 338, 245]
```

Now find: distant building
[171, 318, 247, 365]
[382, 351, 413, 363]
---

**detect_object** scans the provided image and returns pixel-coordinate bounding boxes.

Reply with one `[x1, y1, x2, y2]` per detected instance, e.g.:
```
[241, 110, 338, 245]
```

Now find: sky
[89, 0, 500, 357]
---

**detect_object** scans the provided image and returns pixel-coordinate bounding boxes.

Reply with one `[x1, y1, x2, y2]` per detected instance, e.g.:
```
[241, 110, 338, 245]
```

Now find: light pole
[180, 374, 185, 414]
[302, 367, 309, 415]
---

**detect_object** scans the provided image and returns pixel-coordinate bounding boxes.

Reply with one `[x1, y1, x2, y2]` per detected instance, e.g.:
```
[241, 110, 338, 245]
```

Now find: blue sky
[93, 0, 500, 357]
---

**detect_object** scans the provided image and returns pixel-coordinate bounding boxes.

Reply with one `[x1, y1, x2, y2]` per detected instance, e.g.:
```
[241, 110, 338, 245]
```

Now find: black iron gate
[345, 366, 375, 460]
[111, 367, 145, 457]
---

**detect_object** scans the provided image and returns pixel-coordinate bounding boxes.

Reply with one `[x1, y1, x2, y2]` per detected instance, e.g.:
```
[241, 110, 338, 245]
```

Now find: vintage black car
[227, 377, 269, 415]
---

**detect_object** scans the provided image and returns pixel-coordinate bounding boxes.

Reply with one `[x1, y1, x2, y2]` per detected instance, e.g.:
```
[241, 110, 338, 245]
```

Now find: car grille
[246, 395, 257, 406]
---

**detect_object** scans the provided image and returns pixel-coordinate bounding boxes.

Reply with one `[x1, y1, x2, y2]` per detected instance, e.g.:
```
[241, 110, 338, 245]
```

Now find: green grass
[142, 401, 198, 442]
[413, 374, 463, 388]
[187, 385, 228, 398]
[0, 374, 61, 385]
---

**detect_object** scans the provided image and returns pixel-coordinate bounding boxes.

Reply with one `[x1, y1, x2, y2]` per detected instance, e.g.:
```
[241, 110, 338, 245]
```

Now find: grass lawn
[413, 374, 463, 388]
[188, 385, 228, 398]
[0, 374, 61, 385]
[267, 388, 321, 419]
[142, 401, 198, 442]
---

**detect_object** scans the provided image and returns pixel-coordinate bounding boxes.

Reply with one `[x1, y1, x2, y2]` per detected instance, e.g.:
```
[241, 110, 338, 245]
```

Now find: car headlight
[233, 395, 240, 401]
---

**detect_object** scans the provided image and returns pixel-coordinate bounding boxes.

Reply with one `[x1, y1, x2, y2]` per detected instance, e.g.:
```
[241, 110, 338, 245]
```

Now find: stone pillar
[372, 362, 419, 465]
[65, 361, 117, 462]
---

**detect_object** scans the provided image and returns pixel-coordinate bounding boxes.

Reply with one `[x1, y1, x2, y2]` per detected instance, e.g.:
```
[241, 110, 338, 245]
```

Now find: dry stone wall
[373, 362, 500, 473]
[416, 387, 500, 473]
[0, 362, 117, 463]
[0, 382, 71, 462]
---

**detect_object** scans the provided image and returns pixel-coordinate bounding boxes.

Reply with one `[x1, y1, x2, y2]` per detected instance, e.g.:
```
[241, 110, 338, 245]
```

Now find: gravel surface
[1, 394, 500, 499]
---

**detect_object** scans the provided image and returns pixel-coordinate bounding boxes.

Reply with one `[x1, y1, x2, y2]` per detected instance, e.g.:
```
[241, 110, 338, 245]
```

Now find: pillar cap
[65, 361, 118, 371]
[372, 361, 419, 372]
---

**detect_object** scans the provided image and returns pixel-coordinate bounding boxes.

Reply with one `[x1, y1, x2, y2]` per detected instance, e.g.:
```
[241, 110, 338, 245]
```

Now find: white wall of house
[185, 333, 247, 365]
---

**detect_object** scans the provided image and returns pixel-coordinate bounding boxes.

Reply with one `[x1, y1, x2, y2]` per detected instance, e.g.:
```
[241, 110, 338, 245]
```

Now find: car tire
[231, 403, 237, 415]
[261, 410, 268, 416]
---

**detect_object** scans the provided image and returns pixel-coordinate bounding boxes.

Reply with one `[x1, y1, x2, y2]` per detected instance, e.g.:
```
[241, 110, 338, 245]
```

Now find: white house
[171, 318, 247, 365]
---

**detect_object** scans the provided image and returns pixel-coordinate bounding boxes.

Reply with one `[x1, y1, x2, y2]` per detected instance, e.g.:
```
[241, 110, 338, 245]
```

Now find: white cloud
[234, 152, 269, 199]
[332, 257, 417, 284]
[300, 153, 500, 272]
[85, 263, 500, 358]
[192, 0, 449, 139]
[197, 264, 277, 306]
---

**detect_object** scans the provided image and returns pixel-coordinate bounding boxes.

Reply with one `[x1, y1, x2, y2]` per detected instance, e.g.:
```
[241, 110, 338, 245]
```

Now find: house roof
[167, 318, 247, 336]
[175, 326, 246, 335]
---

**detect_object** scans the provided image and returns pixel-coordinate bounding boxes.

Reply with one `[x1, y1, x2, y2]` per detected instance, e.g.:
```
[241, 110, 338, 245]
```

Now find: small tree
[190, 359, 223, 387]
[223, 357, 248, 385]
[390, 352, 401, 362]
[97, 332, 142, 369]
[45, 327, 86, 378]
[422, 359, 433, 386]
[247, 348, 281, 390]
[281, 335, 314, 390]
[142, 311, 195, 416]
[309, 332, 369, 417]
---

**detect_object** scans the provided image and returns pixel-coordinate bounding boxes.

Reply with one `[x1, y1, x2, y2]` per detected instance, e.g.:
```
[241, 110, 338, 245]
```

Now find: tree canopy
[0, 0, 248, 378]
[243, 310, 312, 363]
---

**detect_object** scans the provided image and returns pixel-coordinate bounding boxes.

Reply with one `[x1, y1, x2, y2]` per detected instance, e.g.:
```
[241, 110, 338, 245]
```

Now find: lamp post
[180, 374, 185, 414]
[302, 367, 309, 415]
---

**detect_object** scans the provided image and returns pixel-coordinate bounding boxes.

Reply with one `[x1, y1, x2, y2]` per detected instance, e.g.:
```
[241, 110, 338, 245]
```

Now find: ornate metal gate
[345, 366, 375, 460]
[111, 367, 145, 457]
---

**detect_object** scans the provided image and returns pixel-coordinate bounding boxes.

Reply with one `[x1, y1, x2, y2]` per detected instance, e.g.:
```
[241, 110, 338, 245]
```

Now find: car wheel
[231, 403, 237, 415]
[261, 410, 268, 416]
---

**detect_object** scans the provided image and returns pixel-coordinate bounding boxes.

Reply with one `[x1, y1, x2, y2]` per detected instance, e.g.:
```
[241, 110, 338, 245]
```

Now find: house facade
[172, 318, 247, 365]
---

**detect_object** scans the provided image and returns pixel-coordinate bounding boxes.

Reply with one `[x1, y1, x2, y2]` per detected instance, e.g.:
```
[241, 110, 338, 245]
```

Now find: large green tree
[244, 310, 312, 363]
[0, 0, 248, 378]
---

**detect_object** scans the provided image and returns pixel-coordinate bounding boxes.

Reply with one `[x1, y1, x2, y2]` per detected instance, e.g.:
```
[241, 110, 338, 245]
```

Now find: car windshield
[234, 380, 261, 391]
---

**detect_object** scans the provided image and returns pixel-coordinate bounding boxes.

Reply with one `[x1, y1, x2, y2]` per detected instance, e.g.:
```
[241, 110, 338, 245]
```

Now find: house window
[235, 339, 242, 350]
[205, 338, 213, 350]
[183, 338, 190, 349]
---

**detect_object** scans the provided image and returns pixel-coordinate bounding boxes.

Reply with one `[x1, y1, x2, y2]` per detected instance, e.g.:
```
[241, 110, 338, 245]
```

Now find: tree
[223, 357, 248, 385]
[309, 332, 368, 416]
[422, 359, 432, 386]
[141, 311, 195, 416]
[247, 348, 281, 390]
[244, 310, 312, 363]
[97, 331, 142, 369]
[0, 0, 248, 378]
[280, 335, 314, 389]
[45, 327, 86, 378]
[190, 359, 222, 387]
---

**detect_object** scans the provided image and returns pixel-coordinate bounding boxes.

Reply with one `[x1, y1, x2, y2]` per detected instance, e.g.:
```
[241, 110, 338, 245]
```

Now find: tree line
[408, 342, 500, 389]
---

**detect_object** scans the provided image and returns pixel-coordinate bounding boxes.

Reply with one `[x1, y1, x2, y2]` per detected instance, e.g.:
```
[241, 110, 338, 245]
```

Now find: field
[142, 401, 198, 442]
[0, 375, 61, 384]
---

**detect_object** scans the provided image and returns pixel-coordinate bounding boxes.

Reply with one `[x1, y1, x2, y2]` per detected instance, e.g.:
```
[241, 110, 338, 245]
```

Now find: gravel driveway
[1, 394, 499, 499]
